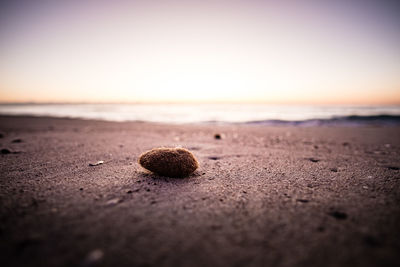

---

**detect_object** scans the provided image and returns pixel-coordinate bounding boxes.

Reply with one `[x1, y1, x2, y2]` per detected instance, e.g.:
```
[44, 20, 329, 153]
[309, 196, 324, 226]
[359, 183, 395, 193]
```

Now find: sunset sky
[0, 0, 399, 104]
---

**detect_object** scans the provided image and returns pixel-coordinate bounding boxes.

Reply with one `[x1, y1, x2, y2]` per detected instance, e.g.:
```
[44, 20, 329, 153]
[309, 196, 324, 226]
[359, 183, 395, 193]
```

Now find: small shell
[139, 147, 199, 177]
[89, 160, 104, 166]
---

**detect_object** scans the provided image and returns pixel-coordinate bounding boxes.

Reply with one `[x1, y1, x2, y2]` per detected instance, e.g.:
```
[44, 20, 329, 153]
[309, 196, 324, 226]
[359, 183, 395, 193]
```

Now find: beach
[0, 115, 399, 267]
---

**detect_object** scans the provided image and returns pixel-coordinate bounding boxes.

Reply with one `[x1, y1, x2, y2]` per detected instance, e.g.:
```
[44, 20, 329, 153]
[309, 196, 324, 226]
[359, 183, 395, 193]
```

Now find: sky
[0, 0, 399, 104]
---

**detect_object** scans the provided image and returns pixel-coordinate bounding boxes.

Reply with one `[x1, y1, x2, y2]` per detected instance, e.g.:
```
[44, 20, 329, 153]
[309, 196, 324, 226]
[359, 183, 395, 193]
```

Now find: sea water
[0, 103, 399, 125]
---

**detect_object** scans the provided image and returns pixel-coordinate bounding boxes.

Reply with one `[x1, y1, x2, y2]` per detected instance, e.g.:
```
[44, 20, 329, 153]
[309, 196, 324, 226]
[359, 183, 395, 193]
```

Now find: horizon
[1, 101, 400, 107]
[1, 0, 400, 104]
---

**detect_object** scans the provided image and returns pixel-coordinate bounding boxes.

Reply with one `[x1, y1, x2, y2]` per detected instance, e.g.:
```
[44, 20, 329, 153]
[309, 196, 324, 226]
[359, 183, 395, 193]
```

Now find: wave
[1, 104, 400, 125]
[244, 115, 400, 126]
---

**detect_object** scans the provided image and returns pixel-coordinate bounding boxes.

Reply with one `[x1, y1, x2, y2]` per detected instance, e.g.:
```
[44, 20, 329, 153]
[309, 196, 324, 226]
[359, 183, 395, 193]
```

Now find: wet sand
[0, 115, 399, 267]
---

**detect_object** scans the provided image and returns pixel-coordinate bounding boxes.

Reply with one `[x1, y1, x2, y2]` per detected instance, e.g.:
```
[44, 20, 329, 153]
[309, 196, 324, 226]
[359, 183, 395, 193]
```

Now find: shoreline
[1, 103, 400, 125]
[1, 115, 400, 267]
[1, 114, 400, 127]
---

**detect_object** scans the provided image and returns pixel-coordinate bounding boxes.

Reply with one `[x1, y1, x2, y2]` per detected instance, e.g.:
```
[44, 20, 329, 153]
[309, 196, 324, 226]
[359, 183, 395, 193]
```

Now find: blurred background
[0, 0, 399, 123]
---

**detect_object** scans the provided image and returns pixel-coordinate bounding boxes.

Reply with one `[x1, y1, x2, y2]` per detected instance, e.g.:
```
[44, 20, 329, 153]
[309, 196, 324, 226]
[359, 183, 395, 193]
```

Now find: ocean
[0, 103, 400, 126]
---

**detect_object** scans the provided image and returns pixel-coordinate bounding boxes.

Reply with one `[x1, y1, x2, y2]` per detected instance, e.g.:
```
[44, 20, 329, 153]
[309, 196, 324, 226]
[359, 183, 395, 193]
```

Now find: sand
[0, 115, 399, 267]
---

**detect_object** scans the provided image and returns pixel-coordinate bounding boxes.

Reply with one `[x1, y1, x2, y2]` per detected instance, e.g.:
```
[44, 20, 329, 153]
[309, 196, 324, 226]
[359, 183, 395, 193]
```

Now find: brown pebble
[139, 147, 199, 177]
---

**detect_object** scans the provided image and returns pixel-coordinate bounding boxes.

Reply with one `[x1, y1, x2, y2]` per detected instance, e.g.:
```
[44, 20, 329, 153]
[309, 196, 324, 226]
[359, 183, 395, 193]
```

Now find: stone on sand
[139, 147, 199, 177]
